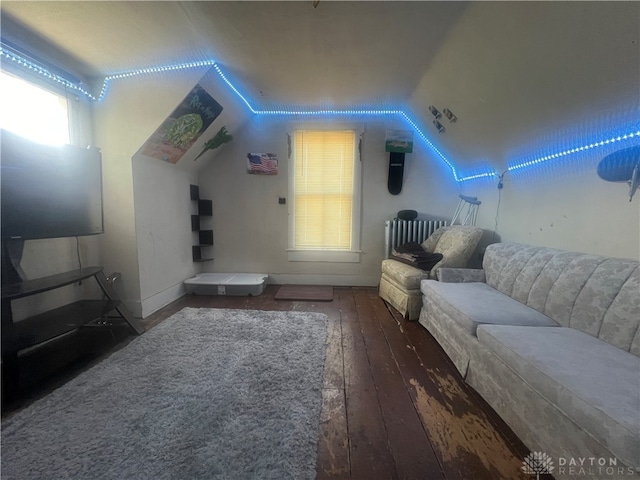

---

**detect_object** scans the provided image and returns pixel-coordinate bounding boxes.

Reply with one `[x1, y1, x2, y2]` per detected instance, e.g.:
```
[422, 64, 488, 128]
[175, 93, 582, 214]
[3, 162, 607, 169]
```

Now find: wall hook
[443, 108, 457, 123]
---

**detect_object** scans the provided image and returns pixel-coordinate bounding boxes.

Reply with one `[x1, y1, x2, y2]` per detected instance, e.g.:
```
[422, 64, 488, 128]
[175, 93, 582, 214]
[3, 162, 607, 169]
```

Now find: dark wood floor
[3, 286, 531, 479]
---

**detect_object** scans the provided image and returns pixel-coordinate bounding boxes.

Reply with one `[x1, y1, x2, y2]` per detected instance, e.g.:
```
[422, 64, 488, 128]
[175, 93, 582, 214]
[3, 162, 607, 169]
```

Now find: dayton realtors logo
[522, 452, 637, 478]
[522, 452, 554, 479]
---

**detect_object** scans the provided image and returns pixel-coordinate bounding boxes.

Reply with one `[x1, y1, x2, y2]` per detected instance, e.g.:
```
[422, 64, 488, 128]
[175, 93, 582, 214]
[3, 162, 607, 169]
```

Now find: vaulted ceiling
[1, 1, 468, 108]
[2, 1, 639, 174]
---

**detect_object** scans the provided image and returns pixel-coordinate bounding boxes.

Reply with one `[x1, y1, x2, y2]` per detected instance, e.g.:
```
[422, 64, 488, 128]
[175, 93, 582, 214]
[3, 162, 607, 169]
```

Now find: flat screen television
[1, 129, 104, 240]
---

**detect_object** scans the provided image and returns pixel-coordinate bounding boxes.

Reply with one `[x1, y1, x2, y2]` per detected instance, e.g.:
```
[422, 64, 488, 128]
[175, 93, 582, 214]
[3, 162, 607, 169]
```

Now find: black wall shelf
[192, 246, 212, 263]
[198, 230, 214, 246]
[190, 184, 213, 263]
[191, 215, 200, 232]
[198, 200, 213, 216]
[190, 184, 199, 201]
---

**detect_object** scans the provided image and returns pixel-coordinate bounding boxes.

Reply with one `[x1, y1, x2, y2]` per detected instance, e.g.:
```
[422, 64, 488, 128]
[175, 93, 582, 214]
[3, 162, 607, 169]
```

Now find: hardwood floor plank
[353, 288, 445, 480]
[395, 309, 529, 480]
[339, 289, 374, 387]
[340, 288, 397, 479]
[281, 289, 352, 479]
[249, 285, 293, 311]
[322, 304, 345, 390]
[376, 301, 475, 480]
[346, 385, 398, 479]
[316, 387, 350, 479]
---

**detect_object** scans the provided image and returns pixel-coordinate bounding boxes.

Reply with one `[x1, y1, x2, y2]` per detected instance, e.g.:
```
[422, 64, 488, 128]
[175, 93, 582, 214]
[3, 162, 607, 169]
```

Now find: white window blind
[293, 130, 357, 251]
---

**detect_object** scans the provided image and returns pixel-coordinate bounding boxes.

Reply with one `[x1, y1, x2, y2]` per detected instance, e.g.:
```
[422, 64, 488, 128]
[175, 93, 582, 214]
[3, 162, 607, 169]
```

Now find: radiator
[384, 219, 448, 259]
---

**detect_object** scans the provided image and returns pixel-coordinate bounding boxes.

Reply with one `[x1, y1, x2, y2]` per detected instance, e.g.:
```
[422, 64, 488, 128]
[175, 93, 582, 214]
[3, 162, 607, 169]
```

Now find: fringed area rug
[1, 307, 328, 480]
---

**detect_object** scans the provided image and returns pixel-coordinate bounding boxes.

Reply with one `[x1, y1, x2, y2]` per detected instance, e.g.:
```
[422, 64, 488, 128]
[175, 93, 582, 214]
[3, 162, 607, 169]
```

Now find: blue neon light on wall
[507, 131, 640, 173]
[3, 42, 637, 184]
[1, 43, 97, 100]
[99, 60, 218, 101]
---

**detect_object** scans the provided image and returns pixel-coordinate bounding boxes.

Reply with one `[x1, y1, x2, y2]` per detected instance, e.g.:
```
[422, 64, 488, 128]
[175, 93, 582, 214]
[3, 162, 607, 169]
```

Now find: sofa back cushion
[421, 225, 483, 275]
[483, 243, 640, 356]
[422, 226, 482, 257]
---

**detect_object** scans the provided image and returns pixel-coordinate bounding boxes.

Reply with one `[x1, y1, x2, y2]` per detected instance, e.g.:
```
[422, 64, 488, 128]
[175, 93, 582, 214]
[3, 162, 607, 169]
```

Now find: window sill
[287, 249, 361, 263]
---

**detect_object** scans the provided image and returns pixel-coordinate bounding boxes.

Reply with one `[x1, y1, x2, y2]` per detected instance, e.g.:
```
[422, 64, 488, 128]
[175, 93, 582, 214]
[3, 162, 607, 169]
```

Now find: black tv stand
[1, 266, 144, 399]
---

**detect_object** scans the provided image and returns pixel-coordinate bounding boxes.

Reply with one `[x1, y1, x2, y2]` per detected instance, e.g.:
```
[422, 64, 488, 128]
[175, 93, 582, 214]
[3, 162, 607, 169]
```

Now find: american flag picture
[247, 153, 278, 175]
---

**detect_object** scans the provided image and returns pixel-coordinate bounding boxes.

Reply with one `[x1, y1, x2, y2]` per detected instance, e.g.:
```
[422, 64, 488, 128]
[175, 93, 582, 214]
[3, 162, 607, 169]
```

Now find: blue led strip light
[99, 60, 219, 101]
[210, 63, 256, 114]
[399, 112, 498, 182]
[256, 109, 402, 116]
[0, 44, 97, 100]
[3, 44, 633, 183]
[0, 45, 469, 180]
[508, 130, 640, 172]
[251, 106, 472, 180]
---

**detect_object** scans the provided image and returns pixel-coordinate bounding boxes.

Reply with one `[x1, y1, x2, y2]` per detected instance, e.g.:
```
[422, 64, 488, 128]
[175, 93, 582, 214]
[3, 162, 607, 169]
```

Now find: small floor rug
[1, 307, 328, 480]
[275, 285, 334, 302]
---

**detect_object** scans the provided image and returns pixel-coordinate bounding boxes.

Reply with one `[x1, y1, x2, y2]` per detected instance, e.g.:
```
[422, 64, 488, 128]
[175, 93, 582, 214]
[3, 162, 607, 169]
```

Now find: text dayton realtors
[556, 456, 636, 477]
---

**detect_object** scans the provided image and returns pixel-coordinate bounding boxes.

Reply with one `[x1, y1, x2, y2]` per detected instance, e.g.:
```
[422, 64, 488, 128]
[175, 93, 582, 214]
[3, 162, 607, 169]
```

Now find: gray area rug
[1, 307, 328, 480]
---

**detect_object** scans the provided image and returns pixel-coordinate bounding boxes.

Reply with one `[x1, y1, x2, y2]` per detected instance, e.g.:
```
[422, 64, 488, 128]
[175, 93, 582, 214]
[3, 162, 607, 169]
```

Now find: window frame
[0, 65, 82, 146]
[287, 123, 364, 263]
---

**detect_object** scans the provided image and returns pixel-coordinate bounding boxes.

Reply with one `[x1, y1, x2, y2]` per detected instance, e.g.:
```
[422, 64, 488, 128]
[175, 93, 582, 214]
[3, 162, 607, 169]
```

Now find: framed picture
[140, 84, 223, 164]
[385, 129, 414, 153]
[247, 153, 278, 175]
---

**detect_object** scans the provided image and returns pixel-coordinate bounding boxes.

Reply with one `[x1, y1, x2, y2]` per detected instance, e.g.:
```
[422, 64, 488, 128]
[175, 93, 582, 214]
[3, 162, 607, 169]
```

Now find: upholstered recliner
[379, 225, 483, 320]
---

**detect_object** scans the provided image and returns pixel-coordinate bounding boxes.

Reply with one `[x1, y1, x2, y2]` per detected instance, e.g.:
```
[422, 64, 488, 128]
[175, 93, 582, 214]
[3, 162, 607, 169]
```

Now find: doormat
[275, 285, 334, 302]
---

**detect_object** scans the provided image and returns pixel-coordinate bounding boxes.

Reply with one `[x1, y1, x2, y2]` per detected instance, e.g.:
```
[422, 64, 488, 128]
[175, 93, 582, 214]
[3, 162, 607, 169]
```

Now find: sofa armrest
[437, 268, 486, 283]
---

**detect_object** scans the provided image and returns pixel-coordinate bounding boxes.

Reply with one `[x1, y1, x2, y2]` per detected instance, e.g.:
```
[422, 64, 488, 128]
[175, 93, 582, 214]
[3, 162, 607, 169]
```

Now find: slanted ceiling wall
[132, 69, 250, 316]
[95, 66, 250, 317]
[93, 70, 206, 316]
[410, 1, 640, 259]
[410, 2, 639, 167]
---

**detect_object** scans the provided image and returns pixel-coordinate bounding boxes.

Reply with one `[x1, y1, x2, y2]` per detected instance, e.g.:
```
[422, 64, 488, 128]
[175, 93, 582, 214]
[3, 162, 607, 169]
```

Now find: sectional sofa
[419, 242, 640, 476]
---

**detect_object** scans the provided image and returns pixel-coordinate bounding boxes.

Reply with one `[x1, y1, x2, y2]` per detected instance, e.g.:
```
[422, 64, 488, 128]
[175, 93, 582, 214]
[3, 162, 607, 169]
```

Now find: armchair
[379, 225, 483, 320]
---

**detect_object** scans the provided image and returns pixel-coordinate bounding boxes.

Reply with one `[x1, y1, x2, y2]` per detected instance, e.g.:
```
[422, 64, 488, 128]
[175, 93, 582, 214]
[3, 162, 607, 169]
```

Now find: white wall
[93, 68, 210, 316]
[130, 68, 251, 317]
[463, 155, 640, 260]
[131, 157, 197, 316]
[197, 116, 461, 286]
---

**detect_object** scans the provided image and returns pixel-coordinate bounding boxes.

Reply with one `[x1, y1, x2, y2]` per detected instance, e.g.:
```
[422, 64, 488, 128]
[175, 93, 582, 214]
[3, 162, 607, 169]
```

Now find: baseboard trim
[140, 282, 186, 318]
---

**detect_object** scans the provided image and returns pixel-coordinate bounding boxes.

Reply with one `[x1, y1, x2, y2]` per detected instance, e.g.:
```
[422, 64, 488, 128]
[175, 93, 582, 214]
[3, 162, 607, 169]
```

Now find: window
[289, 129, 361, 262]
[0, 70, 70, 145]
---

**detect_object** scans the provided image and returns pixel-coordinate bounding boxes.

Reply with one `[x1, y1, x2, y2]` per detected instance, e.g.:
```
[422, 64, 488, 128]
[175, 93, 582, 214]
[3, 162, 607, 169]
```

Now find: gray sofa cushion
[381, 258, 429, 290]
[421, 226, 483, 278]
[420, 280, 558, 336]
[477, 325, 640, 467]
[482, 243, 640, 355]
